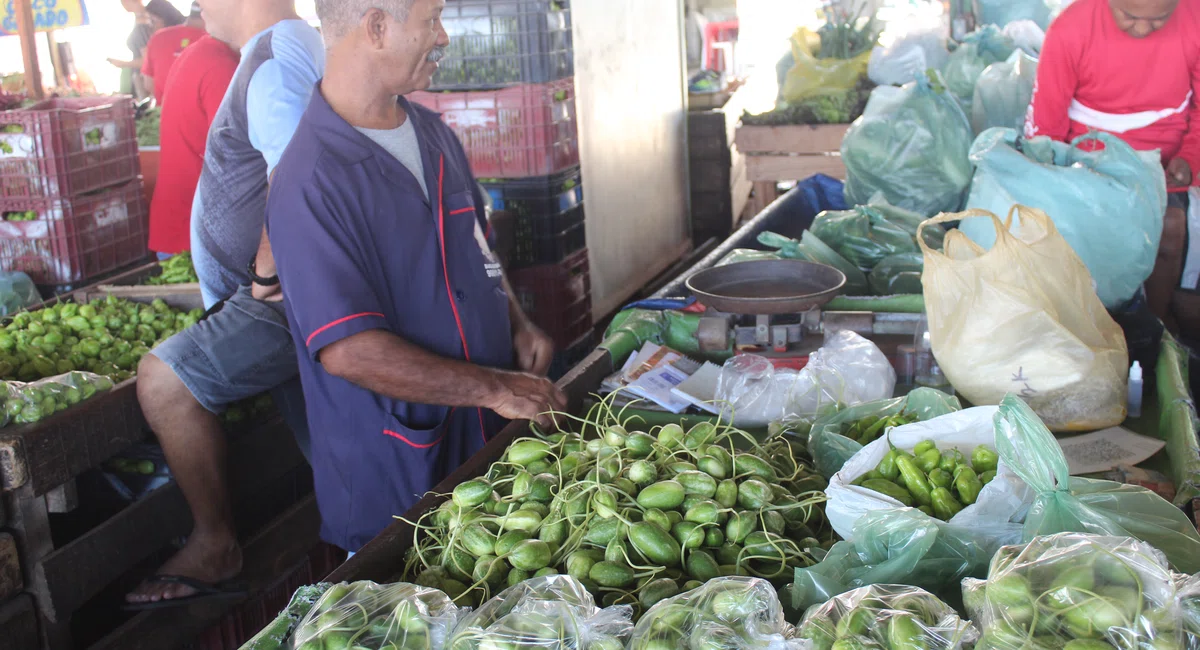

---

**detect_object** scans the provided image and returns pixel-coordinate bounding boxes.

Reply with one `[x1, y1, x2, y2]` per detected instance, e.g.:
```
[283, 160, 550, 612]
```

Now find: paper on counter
[1058, 426, 1166, 476]
[672, 362, 723, 415]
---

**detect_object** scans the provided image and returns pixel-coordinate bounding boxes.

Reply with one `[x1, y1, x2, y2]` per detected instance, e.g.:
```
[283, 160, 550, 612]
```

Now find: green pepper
[917, 505, 934, 517]
[861, 469, 883, 482]
[877, 449, 900, 481]
[913, 439, 937, 456]
[886, 613, 925, 650]
[971, 445, 999, 473]
[915, 448, 941, 473]
[862, 478, 914, 506]
[895, 455, 932, 506]
[858, 416, 889, 444]
[931, 487, 963, 520]
[979, 470, 996, 485]
[927, 467, 952, 489]
[954, 466, 983, 505]
[938, 449, 966, 473]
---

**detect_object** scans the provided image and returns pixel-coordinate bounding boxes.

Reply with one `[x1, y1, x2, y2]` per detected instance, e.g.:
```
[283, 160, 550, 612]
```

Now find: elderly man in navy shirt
[265, 0, 567, 552]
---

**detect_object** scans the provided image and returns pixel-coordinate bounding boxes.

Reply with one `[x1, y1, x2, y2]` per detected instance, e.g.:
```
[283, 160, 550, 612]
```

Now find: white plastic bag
[715, 330, 896, 427]
[825, 406, 1035, 545]
[1001, 20, 1045, 55]
[0, 271, 39, 317]
[971, 51, 1038, 136]
[868, 25, 950, 87]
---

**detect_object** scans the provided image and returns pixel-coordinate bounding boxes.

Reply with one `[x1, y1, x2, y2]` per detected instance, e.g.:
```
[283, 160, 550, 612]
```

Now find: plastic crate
[0, 179, 150, 286]
[481, 167, 586, 267]
[410, 77, 578, 178]
[548, 330, 595, 380]
[509, 247, 591, 347]
[433, 0, 573, 90]
[0, 96, 140, 198]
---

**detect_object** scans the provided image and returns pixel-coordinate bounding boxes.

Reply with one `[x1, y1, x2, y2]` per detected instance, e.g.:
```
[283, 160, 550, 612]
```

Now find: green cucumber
[452, 479, 492, 509]
[508, 539, 553, 571]
[685, 549, 720, 582]
[629, 521, 682, 567]
[737, 479, 774, 510]
[676, 470, 718, 497]
[590, 561, 635, 587]
[636, 480, 686, 510]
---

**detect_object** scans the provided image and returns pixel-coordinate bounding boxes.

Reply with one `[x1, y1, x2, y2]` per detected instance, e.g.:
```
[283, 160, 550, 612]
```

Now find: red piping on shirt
[448, 206, 474, 216]
[306, 312, 385, 348]
[435, 156, 490, 443]
[382, 429, 444, 449]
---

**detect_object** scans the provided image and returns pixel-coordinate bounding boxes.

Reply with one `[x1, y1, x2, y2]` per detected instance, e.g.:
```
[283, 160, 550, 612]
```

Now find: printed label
[93, 198, 129, 228]
[79, 121, 119, 152]
[0, 132, 33, 159]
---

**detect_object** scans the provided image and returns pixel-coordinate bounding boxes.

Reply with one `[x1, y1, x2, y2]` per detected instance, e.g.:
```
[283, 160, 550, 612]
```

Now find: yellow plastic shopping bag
[918, 206, 1128, 431]
[782, 27, 871, 104]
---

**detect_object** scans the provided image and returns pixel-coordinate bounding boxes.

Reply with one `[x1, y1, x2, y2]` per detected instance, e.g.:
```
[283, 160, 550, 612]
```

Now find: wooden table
[734, 123, 850, 215]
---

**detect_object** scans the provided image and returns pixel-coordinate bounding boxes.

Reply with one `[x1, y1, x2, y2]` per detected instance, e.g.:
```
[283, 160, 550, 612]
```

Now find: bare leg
[1147, 206, 1188, 331]
[125, 354, 243, 603]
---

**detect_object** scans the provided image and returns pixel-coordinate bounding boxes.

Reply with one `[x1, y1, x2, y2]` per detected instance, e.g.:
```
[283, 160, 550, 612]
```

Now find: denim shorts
[149, 286, 310, 457]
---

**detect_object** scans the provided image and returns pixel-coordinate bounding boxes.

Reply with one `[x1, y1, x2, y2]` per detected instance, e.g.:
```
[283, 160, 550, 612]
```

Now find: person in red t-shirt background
[141, 2, 209, 106]
[1027, 0, 1200, 335]
[147, 3, 239, 259]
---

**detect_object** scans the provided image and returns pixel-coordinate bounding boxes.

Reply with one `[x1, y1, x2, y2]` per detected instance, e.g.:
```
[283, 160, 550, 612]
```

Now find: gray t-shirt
[355, 116, 428, 200]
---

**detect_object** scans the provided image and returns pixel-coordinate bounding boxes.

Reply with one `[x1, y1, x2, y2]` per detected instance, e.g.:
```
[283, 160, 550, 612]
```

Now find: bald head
[316, 0, 416, 43]
[1109, 0, 1179, 37]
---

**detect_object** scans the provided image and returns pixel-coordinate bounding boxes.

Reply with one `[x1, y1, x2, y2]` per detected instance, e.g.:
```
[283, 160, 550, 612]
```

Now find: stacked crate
[409, 0, 592, 374]
[0, 97, 148, 289]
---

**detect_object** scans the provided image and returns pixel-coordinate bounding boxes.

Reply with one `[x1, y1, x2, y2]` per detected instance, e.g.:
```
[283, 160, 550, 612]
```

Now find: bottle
[1127, 361, 1144, 418]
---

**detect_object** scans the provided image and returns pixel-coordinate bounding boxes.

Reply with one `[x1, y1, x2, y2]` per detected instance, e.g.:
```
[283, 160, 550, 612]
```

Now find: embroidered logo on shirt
[473, 220, 503, 279]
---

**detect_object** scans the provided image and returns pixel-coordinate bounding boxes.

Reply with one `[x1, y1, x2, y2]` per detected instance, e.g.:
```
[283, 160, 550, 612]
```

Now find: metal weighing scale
[684, 260, 924, 360]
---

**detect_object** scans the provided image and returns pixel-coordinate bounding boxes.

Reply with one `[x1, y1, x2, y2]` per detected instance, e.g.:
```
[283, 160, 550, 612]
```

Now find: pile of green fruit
[0, 296, 202, 384]
[629, 576, 797, 650]
[405, 397, 831, 612]
[3, 210, 38, 222]
[292, 581, 459, 650]
[852, 440, 998, 521]
[834, 411, 918, 446]
[965, 533, 1186, 650]
[0, 371, 114, 426]
[797, 584, 975, 650]
[136, 108, 160, 147]
[144, 251, 199, 285]
[447, 575, 629, 650]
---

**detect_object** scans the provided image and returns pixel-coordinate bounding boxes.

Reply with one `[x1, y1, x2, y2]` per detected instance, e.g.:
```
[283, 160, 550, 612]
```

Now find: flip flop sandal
[122, 574, 249, 612]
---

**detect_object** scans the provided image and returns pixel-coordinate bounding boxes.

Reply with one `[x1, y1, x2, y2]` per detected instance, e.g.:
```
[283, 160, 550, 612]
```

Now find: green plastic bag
[789, 508, 995, 613]
[995, 394, 1200, 574]
[808, 388, 962, 478]
[869, 252, 924, 295]
[716, 248, 780, 267]
[842, 72, 975, 216]
[810, 206, 920, 271]
[866, 193, 945, 251]
[943, 26, 1017, 114]
[971, 50, 1037, 136]
[758, 230, 870, 296]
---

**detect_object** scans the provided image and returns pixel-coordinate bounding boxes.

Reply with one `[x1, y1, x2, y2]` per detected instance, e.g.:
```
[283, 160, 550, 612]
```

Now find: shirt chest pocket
[443, 191, 504, 293]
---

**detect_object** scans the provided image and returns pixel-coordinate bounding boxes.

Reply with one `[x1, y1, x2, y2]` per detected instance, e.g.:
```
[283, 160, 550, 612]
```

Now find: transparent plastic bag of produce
[446, 575, 632, 650]
[810, 206, 920, 271]
[758, 231, 869, 296]
[715, 331, 895, 428]
[630, 576, 804, 650]
[868, 27, 949, 87]
[807, 387, 961, 478]
[869, 253, 924, 295]
[921, 207, 1130, 431]
[0, 271, 40, 317]
[994, 394, 1200, 574]
[1001, 20, 1046, 56]
[797, 583, 977, 650]
[2, 371, 115, 427]
[942, 26, 1017, 113]
[292, 581, 460, 650]
[782, 27, 872, 104]
[974, 0, 1053, 30]
[962, 533, 1186, 650]
[962, 130, 1166, 310]
[1178, 572, 1200, 644]
[790, 508, 994, 613]
[826, 405, 1035, 546]
[866, 193, 945, 250]
[842, 72, 975, 216]
[717, 249, 780, 267]
[971, 51, 1038, 135]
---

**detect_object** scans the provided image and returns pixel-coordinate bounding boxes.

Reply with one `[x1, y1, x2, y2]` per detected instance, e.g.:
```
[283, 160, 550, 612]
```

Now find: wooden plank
[735, 123, 850, 155]
[592, 239, 693, 320]
[36, 417, 304, 619]
[0, 593, 39, 650]
[15, 0, 43, 101]
[745, 154, 847, 182]
[88, 496, 321, 650]
[74, 287, 203, 312]
[11, 484, 69, 649]
[0, 531, 22, 602]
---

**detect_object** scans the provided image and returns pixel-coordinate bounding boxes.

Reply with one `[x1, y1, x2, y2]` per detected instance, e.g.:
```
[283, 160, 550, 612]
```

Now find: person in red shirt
[148, 33, 239, 256]
[141, 2, 208, 105]
[1026, 0, 1199, 333]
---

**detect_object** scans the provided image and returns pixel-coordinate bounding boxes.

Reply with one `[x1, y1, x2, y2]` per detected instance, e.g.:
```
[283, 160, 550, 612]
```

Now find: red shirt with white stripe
[1025, 0, 1200, 175]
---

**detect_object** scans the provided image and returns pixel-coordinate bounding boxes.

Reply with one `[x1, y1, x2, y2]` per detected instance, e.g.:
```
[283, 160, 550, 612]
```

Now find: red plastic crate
[0, 179, 150, 285]
[0, 96, 140, 198]
[509, 247, 592, 348]
[410, 78, 578, 178]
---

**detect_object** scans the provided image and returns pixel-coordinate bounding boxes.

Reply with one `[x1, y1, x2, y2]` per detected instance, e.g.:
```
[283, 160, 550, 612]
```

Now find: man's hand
[250, 228, 283, 302]
[489, 371, 567, 430]
[513, 319, 555, 376]
[1168, 158, 1193, 187]
[251, 280, 283, 302]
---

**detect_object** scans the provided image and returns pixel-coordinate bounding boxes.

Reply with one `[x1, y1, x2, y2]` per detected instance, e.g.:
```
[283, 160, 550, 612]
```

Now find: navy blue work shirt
[266, 86, 513, 552]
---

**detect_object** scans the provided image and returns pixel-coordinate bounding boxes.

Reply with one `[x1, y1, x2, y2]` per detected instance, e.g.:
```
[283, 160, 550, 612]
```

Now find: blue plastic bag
[974, 0, 1052, 30]
[961, 129, 1166, 309]
[0, 271, 40, 317]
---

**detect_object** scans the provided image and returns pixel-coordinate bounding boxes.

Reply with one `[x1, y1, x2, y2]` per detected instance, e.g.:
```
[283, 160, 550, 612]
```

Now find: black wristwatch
[247, 259, 279, 286]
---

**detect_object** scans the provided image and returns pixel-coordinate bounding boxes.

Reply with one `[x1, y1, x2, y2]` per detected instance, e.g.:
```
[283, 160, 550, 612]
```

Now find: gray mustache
[428, 46, 447, 63]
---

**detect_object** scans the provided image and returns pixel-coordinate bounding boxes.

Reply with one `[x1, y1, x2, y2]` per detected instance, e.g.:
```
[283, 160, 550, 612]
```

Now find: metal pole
[14, 0, 45, 100]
